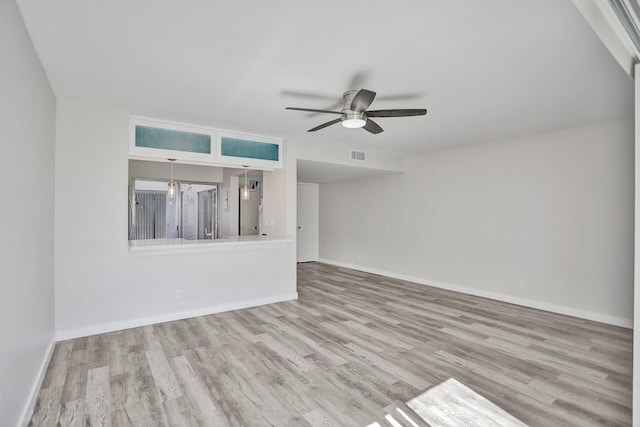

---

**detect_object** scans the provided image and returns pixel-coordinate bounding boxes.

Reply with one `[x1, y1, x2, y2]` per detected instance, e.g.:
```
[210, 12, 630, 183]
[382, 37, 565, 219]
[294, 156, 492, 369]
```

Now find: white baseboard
[56, 292, 298, 341]
[318, 258, 632, 329]
[20, 337, 56, 427]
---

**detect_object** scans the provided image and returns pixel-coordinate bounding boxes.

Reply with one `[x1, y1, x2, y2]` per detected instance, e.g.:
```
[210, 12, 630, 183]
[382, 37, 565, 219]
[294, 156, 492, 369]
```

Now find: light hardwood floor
[30, 262, 632, 426]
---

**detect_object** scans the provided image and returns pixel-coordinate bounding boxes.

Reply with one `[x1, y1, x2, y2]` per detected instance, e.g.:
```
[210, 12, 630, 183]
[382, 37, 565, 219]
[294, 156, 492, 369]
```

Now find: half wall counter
[129, 235, 291, 255]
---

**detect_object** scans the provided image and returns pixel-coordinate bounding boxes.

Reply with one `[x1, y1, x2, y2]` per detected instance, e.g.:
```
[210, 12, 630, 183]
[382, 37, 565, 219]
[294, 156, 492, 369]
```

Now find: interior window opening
[128, 160, 264, 242]
[129, 179, 219, 241]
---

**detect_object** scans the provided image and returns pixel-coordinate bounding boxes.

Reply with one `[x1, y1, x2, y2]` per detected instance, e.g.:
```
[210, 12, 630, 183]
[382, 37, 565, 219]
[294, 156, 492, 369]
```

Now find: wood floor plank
[257, 315, 348, 367]
[60, 348, 87, 404]
[56, 398, 85, 427]
[29, 386, 63, 427]
[145, 350, 183, 402]
[162, 396, 199, 427]
[29, 262, 632, 426]
[172, 355, 228, 426]
[303, 407, 344, 427]
[122, 350, 171, 426]
[85, 365, 112, 426]
[255, 332, 318, 373]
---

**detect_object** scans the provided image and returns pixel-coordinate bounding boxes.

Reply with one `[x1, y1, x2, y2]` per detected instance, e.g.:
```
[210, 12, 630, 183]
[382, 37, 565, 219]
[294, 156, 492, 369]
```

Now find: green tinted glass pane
[135, 126, 211, 154]
[220, 137, 279, 161]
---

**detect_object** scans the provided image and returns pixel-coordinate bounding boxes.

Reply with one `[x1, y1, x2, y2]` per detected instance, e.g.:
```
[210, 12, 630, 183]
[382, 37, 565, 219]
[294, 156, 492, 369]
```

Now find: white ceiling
[17, 0, 633, 156]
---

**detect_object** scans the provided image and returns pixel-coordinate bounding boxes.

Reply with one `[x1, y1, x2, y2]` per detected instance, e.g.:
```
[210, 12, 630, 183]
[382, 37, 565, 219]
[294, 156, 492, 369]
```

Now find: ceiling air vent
[350, 149, 367, 162]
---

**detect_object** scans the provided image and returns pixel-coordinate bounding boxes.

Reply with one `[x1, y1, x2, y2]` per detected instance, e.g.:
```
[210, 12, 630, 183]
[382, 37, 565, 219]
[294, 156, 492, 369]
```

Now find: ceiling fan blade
[286, 107, 342, 114]
[304, 100, 344, 118]
[351, 89, 376, 112]
[366, 109, 427, 117]
[308, 118, 342, 132]
[363, 119, 383, 134]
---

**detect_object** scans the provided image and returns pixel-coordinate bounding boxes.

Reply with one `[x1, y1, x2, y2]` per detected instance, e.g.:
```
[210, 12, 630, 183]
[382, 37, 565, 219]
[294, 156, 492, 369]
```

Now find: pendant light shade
[242, 165, 250, 201]
[168, 181, 177, 198]
[167, 159, 177, 199]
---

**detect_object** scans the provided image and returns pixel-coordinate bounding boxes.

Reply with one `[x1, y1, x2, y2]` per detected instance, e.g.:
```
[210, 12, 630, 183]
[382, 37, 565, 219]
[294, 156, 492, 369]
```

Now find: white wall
[54, 99, 295, 339]
[263, 167, 289, 238]
[319, 120, 634, 326]
[0, 1, 57, 425]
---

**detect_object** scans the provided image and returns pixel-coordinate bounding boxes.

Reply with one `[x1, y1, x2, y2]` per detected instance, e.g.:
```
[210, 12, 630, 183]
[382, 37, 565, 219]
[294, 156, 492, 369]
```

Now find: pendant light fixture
[167, 158, 177, 199]
[242, 165, 250, 201]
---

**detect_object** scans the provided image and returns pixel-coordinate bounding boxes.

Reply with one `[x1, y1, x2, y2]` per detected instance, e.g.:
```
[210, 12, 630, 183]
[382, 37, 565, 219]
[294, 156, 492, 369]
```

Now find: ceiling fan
[285, 89, 427, 134]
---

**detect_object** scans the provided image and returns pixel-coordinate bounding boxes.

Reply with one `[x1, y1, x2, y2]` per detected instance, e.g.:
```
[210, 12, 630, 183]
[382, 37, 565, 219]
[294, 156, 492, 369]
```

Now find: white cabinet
[129, 116, 283, 170]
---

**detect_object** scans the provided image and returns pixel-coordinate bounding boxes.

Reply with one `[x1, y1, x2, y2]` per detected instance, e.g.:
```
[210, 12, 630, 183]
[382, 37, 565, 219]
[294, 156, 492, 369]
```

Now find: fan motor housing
[342, 90, 359, 107]
[341, 90, 367, 126]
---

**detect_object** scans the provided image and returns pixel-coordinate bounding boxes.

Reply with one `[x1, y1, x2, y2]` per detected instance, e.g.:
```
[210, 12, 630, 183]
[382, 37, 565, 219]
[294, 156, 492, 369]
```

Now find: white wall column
[0, 1, 57, 425]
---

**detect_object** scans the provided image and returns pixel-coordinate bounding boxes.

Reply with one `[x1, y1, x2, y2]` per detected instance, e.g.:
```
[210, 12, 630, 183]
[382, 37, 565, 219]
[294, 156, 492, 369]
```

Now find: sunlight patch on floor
[367, 378, 527, 427]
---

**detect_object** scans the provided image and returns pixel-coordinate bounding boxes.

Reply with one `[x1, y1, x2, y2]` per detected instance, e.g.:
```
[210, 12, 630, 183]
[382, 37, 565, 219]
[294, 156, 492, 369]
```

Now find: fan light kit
[286, 89, 427, 134]
[342, 114, 366, 129]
